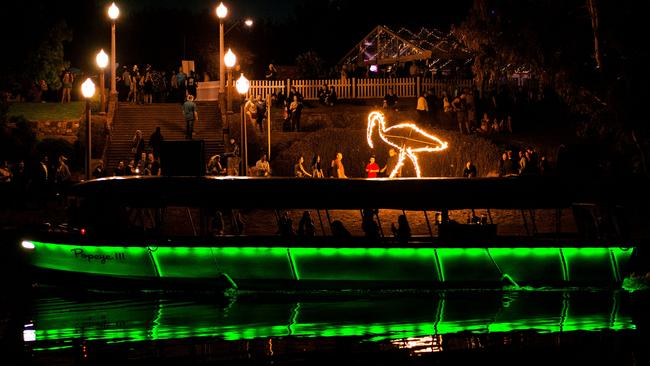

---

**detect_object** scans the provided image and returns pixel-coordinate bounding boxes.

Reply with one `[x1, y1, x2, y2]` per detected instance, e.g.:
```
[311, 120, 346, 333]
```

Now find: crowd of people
[268, 86, 305, 132]
[0, 155, 73, 208]
[498, 147, 551, 177]
[384, 87, 516, 136]
[116, 64, 201, 104]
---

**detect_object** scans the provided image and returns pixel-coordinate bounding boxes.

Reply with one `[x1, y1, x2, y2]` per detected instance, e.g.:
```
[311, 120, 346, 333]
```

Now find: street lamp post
[81, 79, 96, 181]
[216, 3, 228, 120]
[236, 74, 250, 176]
[224, 48, 237, 114]
[96, 50, 109, 113]
[108, 3, 119, 96]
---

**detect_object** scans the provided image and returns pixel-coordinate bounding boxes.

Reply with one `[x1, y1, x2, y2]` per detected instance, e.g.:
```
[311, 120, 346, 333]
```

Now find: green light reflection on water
[27, 292, 636, 352]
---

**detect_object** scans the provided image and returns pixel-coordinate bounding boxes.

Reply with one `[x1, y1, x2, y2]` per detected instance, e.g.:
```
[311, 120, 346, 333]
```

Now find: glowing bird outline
[367, 111, 448, 178]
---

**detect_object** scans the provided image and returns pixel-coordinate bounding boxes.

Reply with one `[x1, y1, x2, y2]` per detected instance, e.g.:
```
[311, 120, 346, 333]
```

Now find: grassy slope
[7, 102, 84, 121]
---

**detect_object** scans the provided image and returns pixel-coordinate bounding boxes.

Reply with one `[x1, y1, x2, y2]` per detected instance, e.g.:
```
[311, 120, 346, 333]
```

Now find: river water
[1, 288, 647, 365]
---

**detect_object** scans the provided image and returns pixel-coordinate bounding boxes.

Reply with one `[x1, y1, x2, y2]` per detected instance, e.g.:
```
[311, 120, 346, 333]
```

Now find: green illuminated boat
[20, 176, 642, 290]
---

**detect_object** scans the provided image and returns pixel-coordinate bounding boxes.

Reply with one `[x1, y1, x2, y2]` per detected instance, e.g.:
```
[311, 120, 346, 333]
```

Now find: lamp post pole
[99, 70, 105, 112]
[81, 79, 96, 181]
[240, 102, 246, 176]
[108, 3, 119, 96]
[216, 3, 228, 124]
[224, 48, 237, 114]
[236, 74, 250, 176]
[96, 50, 108, 113]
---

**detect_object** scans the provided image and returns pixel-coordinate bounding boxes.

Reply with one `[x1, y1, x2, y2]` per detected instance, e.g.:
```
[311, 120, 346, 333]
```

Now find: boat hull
[21, 240, 635, 290]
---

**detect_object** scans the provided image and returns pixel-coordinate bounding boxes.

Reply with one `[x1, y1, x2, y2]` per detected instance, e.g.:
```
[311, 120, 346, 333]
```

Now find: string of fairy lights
[367, 111, 448, 178]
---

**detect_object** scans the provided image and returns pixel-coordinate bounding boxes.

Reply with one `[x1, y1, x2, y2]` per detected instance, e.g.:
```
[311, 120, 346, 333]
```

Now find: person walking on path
[182, 94, 198, 139]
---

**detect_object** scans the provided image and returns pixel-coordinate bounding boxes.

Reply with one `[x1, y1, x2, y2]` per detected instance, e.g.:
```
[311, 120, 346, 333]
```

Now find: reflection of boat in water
[19, 177, 643, 290]
[24, 291, 636, 352]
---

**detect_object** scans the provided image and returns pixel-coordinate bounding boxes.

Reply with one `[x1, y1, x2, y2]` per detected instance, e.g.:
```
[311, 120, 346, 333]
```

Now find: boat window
[69, 196, 577, 240]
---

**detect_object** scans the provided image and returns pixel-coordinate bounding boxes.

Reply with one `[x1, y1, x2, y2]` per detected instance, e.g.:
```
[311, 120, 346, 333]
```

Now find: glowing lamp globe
[96, 50, 109, 69]
[224, 49, 237, 68]
[235, 74, 250, 95]
[108, 3, 120, 20]
[81, 78, 96, 99]
[244, 19, 254, 27]
[216, 3, 228, 19]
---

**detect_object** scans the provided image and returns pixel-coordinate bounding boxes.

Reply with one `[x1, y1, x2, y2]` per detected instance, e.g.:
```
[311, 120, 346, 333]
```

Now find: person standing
[330, 152, 347, 178]
[149, 127, 164, 160]
[244, 97, 258, 128]
[265, 64, 278, 80]
[416, 92, 429, 124]
[383, 88, 398, 109]
[132, 130, 145, 163]
[223, 138, 240, 176]
[186, 71, 197, 99]
[61, 71, 73, 103]
[297, 211, 315, 237]
[381, 148, 401, 177]
[55, 156, 71, 204]
[182, 95, 198, 139]
[289, 95, 302, 131]
[176, 67, 187, 100]
[463, 160, 478, 178]
[365, 156, 380, 178]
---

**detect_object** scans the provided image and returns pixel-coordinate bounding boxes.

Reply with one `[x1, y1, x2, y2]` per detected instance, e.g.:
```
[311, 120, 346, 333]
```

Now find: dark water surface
[1, 288, 648, 365]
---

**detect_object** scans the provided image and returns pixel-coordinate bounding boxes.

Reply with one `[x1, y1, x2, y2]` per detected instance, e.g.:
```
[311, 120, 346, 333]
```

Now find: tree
[453, 0, 650, 176]
[296, 51, 325, 79]
[26, 20, 72, 91]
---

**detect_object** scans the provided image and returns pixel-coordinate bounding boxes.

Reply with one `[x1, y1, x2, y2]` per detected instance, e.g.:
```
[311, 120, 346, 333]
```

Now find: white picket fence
[196, 77, 474, 102]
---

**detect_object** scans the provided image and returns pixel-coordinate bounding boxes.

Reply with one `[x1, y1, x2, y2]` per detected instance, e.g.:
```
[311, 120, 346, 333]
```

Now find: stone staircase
[105, 102, 224, 173]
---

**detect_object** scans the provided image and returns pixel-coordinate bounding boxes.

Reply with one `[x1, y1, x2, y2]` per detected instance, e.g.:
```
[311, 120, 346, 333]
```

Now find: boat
[18, 176, 645, 290]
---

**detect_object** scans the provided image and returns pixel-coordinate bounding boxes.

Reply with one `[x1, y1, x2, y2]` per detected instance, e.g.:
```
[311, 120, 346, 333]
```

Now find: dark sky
[2, 0, 472, 79]
[120, 0, 299, 18]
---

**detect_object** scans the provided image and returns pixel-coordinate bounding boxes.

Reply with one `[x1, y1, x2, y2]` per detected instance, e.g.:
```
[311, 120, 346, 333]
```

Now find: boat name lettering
[71, 249, 126, 264]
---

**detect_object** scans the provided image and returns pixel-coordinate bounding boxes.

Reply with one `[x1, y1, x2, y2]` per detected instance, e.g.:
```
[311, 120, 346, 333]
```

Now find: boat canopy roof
[67, 176, 645, 211]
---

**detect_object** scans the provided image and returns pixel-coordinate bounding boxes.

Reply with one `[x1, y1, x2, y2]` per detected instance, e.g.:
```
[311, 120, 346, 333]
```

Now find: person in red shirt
[365, 156, 380, 178]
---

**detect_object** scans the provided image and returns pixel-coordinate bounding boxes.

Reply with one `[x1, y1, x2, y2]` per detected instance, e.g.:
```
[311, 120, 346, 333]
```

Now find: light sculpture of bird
[367, 111, 448, 178]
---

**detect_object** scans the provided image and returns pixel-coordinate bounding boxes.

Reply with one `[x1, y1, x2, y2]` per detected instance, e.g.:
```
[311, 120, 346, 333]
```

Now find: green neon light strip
[609, 249, 621, 283]
[433, 248, 444, 282]
[147, 247, 162, 278]
[559, 248, 569, 281]
[287, 249, 299, 280]
[24, 241, 634, 286]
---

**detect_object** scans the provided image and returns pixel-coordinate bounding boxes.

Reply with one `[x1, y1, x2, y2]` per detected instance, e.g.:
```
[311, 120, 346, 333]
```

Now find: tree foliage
[296, 51, 325, 79]
[27, 20, 73, 90]
[454, 0, 650, 175]
[456, 0, 648, 125]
